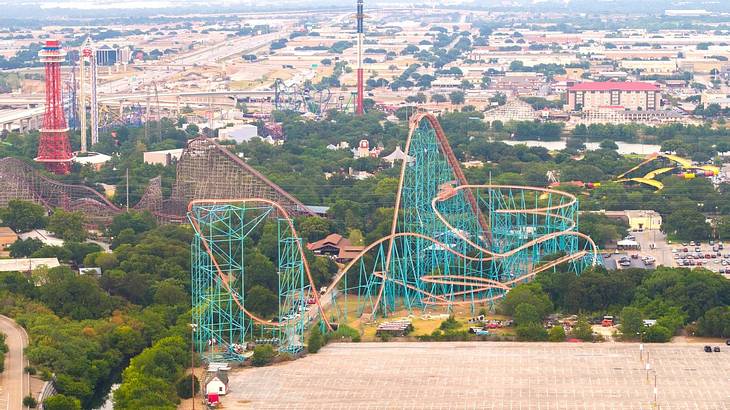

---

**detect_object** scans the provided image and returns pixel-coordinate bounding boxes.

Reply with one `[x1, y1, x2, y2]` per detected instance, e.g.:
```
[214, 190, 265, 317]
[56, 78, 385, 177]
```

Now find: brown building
[0, 227, 17, 256]
[306, 233, 365, 263]
[567, 82, 660, 111]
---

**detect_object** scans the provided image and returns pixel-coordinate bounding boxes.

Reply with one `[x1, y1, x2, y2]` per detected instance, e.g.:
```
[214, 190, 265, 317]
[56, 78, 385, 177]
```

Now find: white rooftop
[73, 152, 112, 165]
[0, 258, 60, 272]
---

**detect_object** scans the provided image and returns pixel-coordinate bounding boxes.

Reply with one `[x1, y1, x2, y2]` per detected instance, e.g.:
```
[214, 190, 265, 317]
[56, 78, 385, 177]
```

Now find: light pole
[190, 323, 198, 410]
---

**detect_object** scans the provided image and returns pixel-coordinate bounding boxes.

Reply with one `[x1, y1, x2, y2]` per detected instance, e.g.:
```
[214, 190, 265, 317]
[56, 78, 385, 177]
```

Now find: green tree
[500, 283, 553, 318]
[697, 306, 730, 337]
[39, 267, 115, 320]
[514, 303, 540, 325]
[47, 210, 86, 242]
[0, 199, 46, 232]
[8, 238, 43, 258]
[175, 375, 199, 399]
[43, 395, 81, 410]
[449, 91, 466, 105]
[619, 307, 643, 340]
[599, 139, 618, 150]
[516, 323, 548, 341]
[431, 93, 447, 104]
[246, 285, 277, 317]
[252, 344, 275, 366]
[548, 326, 566, 342]
[108, 211, 157, 237]
[663, 208, 711, 241]
[186, 123, 200, 136]
[307, 325, 324, 353]
[570, 317, 593, 341]
[642, 324, 672, 343]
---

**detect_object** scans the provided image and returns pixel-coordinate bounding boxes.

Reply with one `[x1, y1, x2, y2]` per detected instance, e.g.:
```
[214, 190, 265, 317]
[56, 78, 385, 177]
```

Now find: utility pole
[190, 323, 197, 410]
[125, 168, 129, 211]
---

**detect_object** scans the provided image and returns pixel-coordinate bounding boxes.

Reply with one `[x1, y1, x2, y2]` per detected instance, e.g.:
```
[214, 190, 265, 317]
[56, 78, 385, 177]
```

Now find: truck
[601, 316, 614, 327]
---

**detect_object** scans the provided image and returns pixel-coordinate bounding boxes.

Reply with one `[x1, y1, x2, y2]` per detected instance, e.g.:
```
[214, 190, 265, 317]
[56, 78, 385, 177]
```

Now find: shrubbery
[307, 326, 324, 353]
[252, 344, 276, 367]
[548, 326, 566, 342]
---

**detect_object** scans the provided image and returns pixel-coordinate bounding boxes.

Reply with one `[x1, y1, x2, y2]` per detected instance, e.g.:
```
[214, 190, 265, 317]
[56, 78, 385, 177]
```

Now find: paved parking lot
[226, 342, 730, 409]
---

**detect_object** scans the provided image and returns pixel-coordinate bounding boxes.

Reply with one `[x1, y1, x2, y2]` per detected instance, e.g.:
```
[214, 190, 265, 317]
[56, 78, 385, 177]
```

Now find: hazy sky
[0, 0, 727, 20]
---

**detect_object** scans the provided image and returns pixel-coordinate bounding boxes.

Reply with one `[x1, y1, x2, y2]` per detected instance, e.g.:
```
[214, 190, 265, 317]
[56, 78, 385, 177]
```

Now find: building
[567, 82, 660, 111]
[625, 210, 662, 231]
[73, 152, 111, 171]
[0, 258, 60, 272]
[143, 148, 184, 166]
[352, 140, 382, 159]
[18, 229, 64, 247]
[577, 107, 691, 125]
[95, 45, 125, 66]
[619, 59, 678, 76]
[0, 227, 17, 254]
[306, 233, 364, 262]
[490, 72, 545, 94]
[701, 92, 730, 109]
[217, 124, 259, 144]
[205, 371, 229, 396]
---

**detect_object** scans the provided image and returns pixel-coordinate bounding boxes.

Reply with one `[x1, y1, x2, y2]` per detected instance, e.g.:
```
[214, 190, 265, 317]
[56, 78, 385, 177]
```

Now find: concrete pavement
[0, 315, 29, 410]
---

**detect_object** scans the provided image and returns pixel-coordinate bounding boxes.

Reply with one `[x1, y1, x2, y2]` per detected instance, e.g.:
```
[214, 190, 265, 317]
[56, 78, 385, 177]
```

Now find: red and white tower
[36, 40, 74, 174]
[356, 0, 365, 116]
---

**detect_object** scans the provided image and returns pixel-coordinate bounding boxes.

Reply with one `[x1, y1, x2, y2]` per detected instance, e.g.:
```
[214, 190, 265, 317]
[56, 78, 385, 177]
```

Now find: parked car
[704, 345, 713, 352]
[713, 346, 721, 352]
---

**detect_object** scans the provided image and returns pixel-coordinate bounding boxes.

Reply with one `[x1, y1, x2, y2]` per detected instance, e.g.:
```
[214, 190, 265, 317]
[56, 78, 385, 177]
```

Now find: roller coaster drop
[189, 113, 600, 361]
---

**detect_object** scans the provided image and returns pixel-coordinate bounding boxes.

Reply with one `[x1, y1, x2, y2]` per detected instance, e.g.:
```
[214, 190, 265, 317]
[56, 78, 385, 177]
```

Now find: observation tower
[36, 40, 74, 174]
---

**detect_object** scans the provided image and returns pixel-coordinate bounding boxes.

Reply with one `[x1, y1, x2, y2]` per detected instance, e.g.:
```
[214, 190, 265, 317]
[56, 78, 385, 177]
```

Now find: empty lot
[226, 342, 729, 409]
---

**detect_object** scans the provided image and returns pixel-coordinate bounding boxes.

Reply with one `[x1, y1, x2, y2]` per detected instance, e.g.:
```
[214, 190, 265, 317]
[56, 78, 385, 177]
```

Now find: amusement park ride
[188, 113, 600, 361]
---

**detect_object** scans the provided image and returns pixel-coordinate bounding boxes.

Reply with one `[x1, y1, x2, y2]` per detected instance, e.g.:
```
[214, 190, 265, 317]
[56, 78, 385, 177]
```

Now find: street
[633, 228, 675, 267]
[0, 315, 29, 410]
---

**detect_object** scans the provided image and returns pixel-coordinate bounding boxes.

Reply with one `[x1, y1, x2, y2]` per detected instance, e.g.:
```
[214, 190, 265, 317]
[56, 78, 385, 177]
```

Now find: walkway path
[0, 315, 29, 410]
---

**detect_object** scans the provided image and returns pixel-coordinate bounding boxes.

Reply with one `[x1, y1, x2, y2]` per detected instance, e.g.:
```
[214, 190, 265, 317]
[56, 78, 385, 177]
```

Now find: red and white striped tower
[36, 40, 74, 174]
[356, 0, 365, 115]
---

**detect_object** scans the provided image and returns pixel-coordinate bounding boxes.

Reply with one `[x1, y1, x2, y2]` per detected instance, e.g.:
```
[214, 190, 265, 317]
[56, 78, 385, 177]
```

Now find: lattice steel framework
[189, 203, 310, 362]
[183, 113, 598, 363]
[36, 40, 74, 174]
[273, 79, 333, 117]
[326, 113, 599, 319]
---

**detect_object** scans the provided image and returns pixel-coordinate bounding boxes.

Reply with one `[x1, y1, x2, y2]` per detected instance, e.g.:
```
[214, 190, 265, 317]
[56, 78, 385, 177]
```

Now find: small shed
[205, 371, 229, 396]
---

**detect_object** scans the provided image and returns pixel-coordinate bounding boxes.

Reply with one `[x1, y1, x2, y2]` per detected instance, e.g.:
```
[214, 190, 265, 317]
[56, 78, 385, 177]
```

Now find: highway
[0, 30, 289, 128]
[0, 315, 29, 410]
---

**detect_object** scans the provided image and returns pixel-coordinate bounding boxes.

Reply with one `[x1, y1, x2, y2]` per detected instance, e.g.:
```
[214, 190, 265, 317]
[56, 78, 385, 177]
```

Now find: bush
[548, 326, 566, 342]
[325, 324, 361, 343]
[252, 344, 276, 366]
[175, 375, 199, 399]
[516, 323, 549, 341]
[641, 325, 672, 343]
[43, 394, 81, 410]
[569, 317, 594, 341]
[439, 315, 461, 331]
[23, 395, 37, 408]
[307, 326, 324, 353]
[24, 366, 36, 375]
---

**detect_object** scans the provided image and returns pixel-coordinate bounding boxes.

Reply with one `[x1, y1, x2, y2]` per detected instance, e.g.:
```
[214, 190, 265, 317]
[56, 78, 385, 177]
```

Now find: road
[633, 229, 675, 267]
[0, 315, 29, 410]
